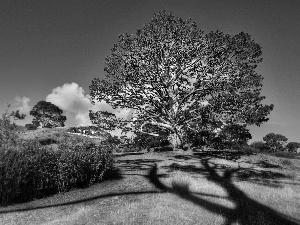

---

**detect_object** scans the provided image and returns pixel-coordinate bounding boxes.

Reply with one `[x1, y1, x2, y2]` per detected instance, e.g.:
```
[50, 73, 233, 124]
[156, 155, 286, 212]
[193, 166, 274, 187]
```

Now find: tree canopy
[217, 124, 252, 147]
[30, 101, 66, 128]
[89, 11, 273, 148]
[285, 142, 300, 153]
[263, 133, 288, 152]
[89, 110, 120, 131]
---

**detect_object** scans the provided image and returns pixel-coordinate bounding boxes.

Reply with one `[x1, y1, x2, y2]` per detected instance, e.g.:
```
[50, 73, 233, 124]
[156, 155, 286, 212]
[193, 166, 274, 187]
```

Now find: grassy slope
[1, 146, 300, 225]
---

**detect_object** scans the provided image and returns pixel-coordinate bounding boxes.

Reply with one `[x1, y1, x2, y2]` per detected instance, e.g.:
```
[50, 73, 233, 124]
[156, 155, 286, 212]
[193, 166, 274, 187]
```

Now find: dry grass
[1, 145, 300, 224]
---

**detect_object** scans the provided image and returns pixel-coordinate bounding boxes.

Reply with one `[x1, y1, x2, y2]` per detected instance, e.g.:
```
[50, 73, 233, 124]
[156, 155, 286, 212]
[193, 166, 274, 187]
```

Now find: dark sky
[0, 0, 299, 142]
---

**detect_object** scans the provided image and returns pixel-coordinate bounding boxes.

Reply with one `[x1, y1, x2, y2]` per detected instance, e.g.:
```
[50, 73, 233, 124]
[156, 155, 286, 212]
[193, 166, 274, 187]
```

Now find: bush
[25, 123, 38, 130]
[132, 133, 162, 150]
[250, 141, 269, 152]
[238, 145, 259, 153]
[285, 142, 300, 153]
[39, 137, 58, 145]
[0, 139, 113, 205]
[272, 151, 296, 159]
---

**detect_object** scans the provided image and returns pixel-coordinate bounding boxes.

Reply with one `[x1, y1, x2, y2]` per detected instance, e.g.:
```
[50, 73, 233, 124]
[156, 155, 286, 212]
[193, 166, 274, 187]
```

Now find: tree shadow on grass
[148, 162, 300, 225]
[170, 151, 296, 188]
[193, 150, 253, 161]
[116, 158, 162, 174]
[102, 167, 124, 181]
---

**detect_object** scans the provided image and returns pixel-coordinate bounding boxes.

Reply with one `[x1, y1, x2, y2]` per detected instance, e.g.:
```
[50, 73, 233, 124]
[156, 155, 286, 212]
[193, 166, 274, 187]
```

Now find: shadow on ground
[115, 158, 163, 174]
[175, 150, 255, 161]
[148, 161, 300, 225]
[1, 151, 298, 225]
[167, 151, 296, 188]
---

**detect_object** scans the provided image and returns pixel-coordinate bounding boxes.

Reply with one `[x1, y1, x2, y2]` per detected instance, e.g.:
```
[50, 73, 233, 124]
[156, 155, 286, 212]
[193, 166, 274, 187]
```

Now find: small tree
[218, 124, 252, 148]
[263, 133, 288, 152]
[285, 142, 300, 153]
[30, 101, 66, 128]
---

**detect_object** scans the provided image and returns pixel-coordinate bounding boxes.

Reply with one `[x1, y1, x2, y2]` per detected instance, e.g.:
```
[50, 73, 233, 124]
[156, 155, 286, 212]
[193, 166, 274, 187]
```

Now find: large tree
[30, 101, 66, 128]
[89, 12, 273, 148]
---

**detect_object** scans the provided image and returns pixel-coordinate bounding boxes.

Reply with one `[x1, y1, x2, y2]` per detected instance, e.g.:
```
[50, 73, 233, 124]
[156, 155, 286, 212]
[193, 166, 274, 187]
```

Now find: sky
[0, 0, 299, 142]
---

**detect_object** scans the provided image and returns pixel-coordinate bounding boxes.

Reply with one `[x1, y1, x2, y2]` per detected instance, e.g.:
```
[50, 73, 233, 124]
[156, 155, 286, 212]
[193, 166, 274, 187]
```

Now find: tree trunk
[168, 128, 184, 150]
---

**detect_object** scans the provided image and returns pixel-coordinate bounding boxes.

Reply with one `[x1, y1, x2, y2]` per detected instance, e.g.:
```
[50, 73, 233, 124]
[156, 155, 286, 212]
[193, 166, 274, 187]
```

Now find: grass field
[1, 131, 300, 225]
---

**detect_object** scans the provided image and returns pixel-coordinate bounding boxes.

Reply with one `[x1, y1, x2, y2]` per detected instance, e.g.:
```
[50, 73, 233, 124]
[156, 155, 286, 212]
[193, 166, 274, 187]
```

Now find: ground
[1, 149, 300, 225]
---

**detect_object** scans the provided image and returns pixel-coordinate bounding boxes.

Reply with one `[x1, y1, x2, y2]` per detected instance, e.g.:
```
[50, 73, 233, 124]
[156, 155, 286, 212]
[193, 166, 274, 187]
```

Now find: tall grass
[0, 139, 114, 205]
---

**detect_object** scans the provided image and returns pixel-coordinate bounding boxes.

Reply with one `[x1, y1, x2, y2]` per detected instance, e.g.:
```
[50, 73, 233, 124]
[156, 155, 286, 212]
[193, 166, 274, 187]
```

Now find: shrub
[281, 159, 293, 167]
[285, 142, 300, 153]
[272, 151, 296, 159]
[0, 139, 113, 205]
[25, 123, 38, 130]
[238, 145, 259, 153]
[250, 141, 269, 152]
[39, 137, 58, 145]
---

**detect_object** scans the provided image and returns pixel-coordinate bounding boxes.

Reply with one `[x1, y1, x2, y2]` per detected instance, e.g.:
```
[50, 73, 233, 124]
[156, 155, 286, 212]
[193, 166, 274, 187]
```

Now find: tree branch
[140, 120, 174, 137]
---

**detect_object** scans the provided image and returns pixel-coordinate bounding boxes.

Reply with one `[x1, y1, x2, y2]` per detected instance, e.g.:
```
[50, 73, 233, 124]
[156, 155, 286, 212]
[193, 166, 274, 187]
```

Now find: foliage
[238, 145, 259, 154]
[285, 142, 300, 153]
[25, 123, 38, 130]
[103, 135, 121, 146]
[0, 105, 26, 149]
[263, 133, 288, 152]
[30, 101, 66, 128]
[38, 137, 58, 145]
[0, 139, 114, 205]
[89, 11, 273, 148]
[182, 125, 251, 150]
[132, 132, 166, 150]
[89, 110, 120, 131]
[250, 141, 268, 151]
[183, 129, 213, 148]
[272, 151, 297, 159]
[217, 124, 252, 148]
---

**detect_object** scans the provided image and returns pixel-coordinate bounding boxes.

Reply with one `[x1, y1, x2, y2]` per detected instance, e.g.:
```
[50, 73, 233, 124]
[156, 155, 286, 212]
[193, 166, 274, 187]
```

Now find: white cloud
[14, 96, 31, 114]
[46, 83, 91, 115]
[45, 82, 133, 130]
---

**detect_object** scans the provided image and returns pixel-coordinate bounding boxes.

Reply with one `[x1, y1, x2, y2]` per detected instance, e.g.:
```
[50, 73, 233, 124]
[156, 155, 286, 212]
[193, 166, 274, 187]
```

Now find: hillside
[0, 149, 300, 225]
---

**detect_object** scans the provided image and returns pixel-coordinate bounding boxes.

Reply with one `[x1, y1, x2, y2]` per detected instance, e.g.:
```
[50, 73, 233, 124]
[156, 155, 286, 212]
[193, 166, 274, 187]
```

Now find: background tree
[285, 142, 300, 153]
[217, 124, 252, 148]
[10, 109, 26, 121]
[263, 133, 288, 152]
[89, 11, 273, 149]
[30, 101, 66, 128]
[25, 123, 38, 130]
